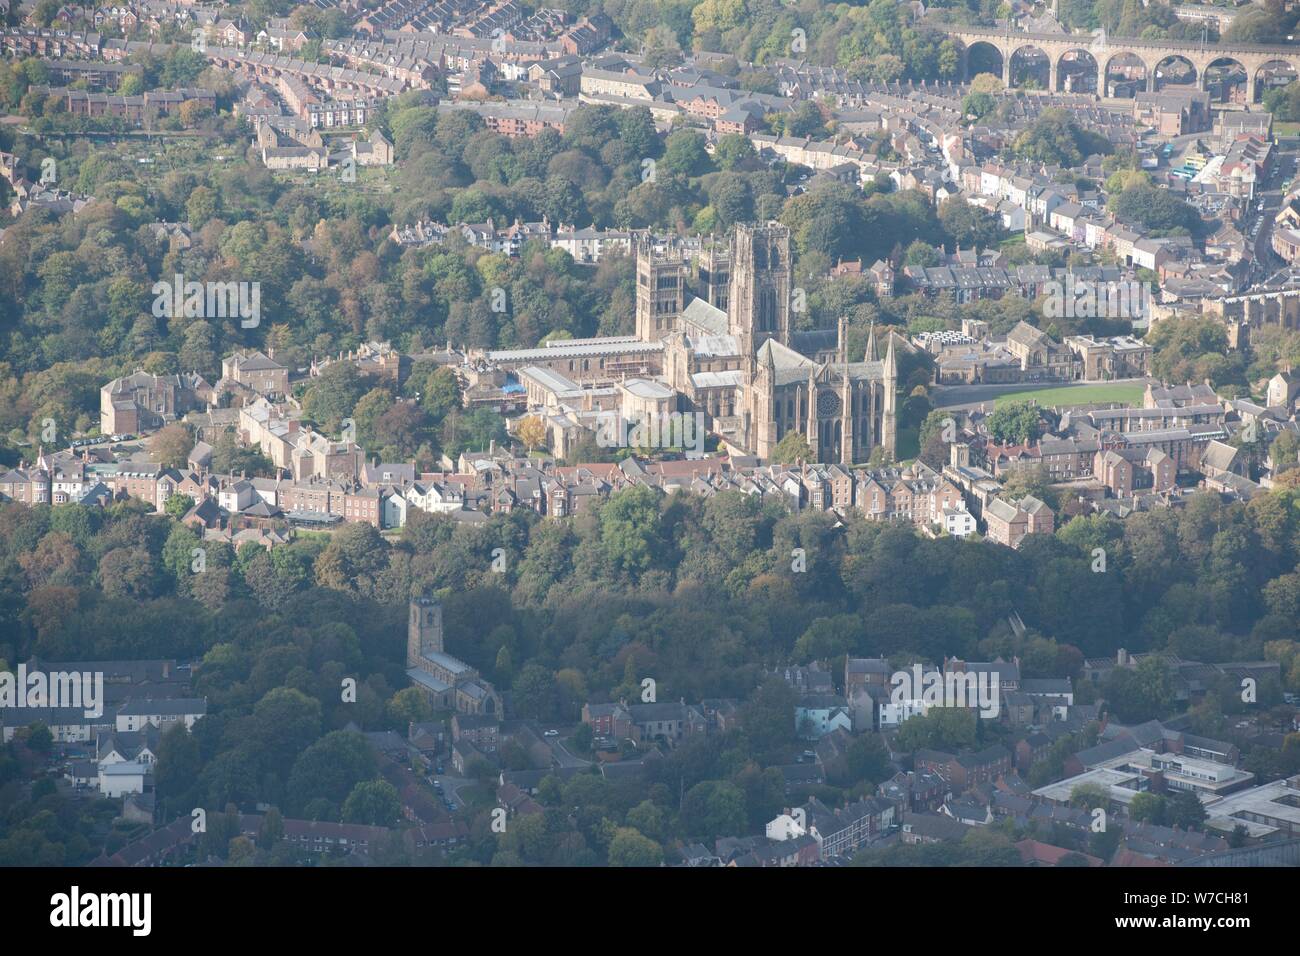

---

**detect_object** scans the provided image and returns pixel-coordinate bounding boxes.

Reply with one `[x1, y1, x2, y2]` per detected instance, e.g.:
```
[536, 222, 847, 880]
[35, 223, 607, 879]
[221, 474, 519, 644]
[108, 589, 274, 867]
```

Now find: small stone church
[406, 595, 501, 716]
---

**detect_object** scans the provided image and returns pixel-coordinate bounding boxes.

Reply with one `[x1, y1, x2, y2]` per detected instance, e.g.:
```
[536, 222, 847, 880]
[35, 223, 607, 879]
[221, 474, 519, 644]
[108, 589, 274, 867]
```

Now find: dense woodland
[2, 473, 1300, 863]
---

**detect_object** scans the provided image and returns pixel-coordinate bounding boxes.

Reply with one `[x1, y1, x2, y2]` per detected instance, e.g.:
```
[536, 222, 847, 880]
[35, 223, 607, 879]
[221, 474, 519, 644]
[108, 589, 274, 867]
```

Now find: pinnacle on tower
[805, 363, 820, 457]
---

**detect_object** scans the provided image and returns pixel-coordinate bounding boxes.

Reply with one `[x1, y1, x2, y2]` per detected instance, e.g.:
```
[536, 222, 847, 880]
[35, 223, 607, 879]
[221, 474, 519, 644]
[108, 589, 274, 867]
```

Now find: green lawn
[993, 382, 1145, 409]
[456, 783, 493, 810]
[895, 426, 920, 461]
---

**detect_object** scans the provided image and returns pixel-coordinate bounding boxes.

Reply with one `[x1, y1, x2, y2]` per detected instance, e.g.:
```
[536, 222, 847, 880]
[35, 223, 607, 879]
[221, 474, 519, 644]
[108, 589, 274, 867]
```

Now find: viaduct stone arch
[948, 26, 1300, 102]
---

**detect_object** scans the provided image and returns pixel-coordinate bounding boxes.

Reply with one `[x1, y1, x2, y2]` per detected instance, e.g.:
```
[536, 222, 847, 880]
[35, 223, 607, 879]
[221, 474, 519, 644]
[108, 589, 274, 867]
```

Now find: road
[429, 772, 476, 811]
[549, 732, 593, 769]
[1245, 146, 1297, 282]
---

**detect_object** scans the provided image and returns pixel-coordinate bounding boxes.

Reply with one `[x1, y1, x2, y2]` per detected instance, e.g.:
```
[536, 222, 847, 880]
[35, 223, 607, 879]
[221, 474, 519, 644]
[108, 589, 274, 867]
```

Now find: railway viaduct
[943, 26, 1300, 101]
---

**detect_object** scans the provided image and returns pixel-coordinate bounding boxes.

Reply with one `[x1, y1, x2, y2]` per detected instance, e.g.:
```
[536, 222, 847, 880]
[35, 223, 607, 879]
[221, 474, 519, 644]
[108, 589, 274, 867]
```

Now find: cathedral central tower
[727, 222, 792, 367]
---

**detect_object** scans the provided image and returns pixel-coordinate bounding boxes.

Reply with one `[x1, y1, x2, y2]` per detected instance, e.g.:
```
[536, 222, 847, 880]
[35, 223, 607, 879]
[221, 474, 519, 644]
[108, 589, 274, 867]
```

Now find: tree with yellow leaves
[517, 414, 547, 454]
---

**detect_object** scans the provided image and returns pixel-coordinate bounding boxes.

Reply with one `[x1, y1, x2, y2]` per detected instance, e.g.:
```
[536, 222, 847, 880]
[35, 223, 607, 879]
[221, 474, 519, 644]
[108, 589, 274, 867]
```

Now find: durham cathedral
[638, 221, 897, 464]
[487, 220, 898, 465]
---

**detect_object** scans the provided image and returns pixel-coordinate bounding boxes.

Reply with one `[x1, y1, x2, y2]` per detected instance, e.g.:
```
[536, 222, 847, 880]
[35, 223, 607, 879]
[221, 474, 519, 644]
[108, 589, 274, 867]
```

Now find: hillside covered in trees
[3, 475, 1299, 864]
